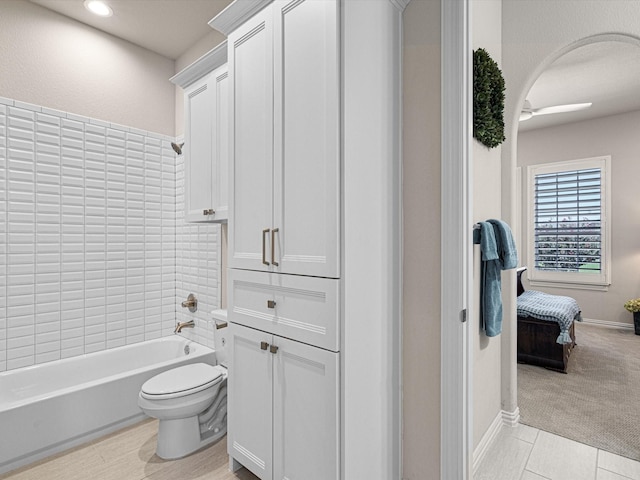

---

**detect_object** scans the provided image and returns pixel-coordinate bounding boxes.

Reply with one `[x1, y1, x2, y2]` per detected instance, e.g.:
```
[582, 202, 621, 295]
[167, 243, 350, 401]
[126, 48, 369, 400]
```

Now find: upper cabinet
[171, 43, 229, 223]
[226, 0, 340, 278]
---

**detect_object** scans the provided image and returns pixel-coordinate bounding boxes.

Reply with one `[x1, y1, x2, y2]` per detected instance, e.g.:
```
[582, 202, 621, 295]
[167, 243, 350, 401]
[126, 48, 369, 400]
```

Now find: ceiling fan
[519, 100, 592, 122]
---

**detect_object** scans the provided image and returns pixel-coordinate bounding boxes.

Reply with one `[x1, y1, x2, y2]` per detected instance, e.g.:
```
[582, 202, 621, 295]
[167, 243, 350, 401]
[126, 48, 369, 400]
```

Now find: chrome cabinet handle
[262, 228, 270, 265]
[260, 341, 269, 351]
[271, 228, 279, 266]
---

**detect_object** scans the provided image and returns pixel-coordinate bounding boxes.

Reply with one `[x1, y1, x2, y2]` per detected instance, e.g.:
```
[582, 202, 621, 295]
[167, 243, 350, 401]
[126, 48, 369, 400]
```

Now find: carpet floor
[518, 321, 640, 462]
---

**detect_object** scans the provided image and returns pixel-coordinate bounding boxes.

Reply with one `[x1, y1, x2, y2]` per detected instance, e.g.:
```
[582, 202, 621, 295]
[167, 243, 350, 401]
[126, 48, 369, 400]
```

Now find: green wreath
[473, 48, 505, 149]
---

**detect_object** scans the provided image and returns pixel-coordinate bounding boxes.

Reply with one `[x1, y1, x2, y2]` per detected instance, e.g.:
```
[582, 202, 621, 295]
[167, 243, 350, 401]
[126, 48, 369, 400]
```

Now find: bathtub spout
[174, 320, 195, 333]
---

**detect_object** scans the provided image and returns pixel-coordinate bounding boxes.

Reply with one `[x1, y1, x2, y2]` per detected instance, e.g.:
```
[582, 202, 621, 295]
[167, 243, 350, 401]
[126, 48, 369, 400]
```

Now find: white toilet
[138, 362, 227, 459]
[138, 311, 229, 460]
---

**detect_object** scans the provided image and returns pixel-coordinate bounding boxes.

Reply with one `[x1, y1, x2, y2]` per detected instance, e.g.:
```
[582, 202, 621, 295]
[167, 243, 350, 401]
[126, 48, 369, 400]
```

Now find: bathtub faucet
[174, 320, 195, 334]
[181, 293, 197, 313]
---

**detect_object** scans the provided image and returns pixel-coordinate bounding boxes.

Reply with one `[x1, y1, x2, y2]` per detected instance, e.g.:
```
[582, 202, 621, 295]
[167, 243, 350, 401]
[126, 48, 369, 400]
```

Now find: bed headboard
[516, 266, 527, 297]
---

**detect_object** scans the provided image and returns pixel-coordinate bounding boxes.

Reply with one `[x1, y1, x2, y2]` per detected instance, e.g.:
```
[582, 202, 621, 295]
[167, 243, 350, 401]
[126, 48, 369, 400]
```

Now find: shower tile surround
[0, 96, 221, 372]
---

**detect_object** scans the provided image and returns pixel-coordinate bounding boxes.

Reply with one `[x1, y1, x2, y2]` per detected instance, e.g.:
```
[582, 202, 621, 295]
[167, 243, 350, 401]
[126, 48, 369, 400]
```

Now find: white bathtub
[0, 336, 216, 475]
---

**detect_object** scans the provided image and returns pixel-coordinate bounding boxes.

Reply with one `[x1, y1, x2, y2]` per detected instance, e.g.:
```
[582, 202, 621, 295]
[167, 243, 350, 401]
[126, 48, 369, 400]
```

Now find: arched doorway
[514, 36, 640, 458]
[474, 32, 640, 479]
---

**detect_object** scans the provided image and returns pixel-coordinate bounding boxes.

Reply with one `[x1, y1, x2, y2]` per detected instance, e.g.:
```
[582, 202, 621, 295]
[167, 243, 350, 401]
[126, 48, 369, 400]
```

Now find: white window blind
[527, 156, 611, 288]
[534, 168, 601, 272]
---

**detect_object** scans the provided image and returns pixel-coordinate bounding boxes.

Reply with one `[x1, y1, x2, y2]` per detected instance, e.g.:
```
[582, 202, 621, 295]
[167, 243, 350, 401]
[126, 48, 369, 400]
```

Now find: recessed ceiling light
[84, 0, 113, 17]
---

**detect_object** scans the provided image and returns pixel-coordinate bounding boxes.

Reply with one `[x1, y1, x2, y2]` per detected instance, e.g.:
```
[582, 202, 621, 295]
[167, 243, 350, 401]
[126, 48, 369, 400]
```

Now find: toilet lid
[141, 363, 223, 397]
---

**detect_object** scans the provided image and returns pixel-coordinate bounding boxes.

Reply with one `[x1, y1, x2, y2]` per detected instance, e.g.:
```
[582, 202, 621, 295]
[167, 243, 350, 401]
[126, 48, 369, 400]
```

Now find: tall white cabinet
[210, 0, 405, 478]
[171, 42, 230, 223]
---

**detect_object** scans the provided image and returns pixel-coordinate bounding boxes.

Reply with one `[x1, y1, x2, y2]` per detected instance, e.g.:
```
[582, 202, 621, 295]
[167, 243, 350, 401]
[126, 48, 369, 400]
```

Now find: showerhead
[171, 142, 184, 155]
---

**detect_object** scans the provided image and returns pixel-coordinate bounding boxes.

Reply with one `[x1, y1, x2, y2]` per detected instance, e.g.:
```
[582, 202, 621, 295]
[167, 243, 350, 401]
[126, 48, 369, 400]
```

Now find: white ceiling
[29, 0, 233, 60]
[26, 3, 640, 132]
[519, 41, 640, 131]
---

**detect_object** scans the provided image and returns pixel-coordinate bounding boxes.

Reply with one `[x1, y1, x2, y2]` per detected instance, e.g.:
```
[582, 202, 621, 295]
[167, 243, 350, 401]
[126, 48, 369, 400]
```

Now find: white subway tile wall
[0, 103, 6, 372]
[174, 149, 221, 350]
[0, 98, 220, 372]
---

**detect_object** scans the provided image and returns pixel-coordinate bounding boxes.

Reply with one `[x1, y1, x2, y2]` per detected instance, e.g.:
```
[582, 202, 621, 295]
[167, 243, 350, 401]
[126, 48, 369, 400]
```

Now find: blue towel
[473, 220, 518, 337]
[488, 219, 518, 270]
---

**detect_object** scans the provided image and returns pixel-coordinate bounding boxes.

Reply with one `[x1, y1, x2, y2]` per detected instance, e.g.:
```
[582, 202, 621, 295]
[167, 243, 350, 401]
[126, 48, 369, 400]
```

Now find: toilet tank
[211, 309, 228, 368]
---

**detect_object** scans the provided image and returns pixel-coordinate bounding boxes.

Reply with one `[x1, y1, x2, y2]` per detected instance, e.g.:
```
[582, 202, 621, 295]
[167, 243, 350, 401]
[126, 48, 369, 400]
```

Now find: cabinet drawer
[228, 269, 339, 351]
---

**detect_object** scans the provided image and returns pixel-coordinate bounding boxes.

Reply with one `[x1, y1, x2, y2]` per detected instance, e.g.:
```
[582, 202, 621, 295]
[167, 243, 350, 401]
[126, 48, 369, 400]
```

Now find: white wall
[402, 0, 441, 477]
[174, 145, 223, 350]
[518, 109, 640, 326]
[0, 98, 174, 371]
[0, 96, 222, 372]
[471, 0, 504, 453]
[0, 4, 223, 371]
[0, 1, 175, 137]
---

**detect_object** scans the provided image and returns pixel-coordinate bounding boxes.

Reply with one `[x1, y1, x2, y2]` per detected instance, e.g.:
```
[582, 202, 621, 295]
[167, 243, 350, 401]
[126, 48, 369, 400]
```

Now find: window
[527, 156, 611, 289]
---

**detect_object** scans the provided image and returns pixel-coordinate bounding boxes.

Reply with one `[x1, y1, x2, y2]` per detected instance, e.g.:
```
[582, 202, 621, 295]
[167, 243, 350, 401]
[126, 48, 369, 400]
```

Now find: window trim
[526, 156, 611, 288]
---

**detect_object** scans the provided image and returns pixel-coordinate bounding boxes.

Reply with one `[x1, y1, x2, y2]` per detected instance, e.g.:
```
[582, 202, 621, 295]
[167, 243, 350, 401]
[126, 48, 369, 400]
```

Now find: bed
[516, 267, 581, 373]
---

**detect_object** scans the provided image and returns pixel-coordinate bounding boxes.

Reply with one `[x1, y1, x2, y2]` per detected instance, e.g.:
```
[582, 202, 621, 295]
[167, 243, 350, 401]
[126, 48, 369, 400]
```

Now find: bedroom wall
[471, 0, 504, 455]
[518, 109, 640, 326]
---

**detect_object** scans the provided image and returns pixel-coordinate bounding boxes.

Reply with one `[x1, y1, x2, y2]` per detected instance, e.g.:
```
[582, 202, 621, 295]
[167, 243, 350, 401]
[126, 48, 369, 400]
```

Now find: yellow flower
[624, 299, 640, 313]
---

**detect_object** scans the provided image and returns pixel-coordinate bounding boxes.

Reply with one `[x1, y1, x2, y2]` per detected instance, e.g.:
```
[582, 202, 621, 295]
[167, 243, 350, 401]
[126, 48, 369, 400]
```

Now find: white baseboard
[581, 317, 634, 330]
[472, 408, 521, 475]
[472, 410, 503, 474]
[502, 407, 520, 427]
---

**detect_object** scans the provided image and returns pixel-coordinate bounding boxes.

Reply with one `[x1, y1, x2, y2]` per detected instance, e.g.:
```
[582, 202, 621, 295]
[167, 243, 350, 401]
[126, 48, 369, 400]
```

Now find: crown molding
[209, 0, 408, 35]
[170, 41, 228, 88]
[208, 0, 273, 36]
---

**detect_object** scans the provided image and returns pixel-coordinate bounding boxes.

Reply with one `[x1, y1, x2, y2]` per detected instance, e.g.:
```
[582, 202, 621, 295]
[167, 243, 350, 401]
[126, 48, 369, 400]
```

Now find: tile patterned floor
[0, 418, 259, 480]
[476, 423, 640, 480]
[4, 415, 638, 480]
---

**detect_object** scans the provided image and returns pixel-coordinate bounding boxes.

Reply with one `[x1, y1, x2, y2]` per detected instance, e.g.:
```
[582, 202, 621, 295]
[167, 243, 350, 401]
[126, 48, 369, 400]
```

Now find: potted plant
[623, 298, 640, 335]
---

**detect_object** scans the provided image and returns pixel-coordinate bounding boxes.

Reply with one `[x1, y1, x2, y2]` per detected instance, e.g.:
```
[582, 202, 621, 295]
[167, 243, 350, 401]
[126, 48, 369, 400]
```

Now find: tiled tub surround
[0, 96, 221, 373]
[0, 335, 216, 475]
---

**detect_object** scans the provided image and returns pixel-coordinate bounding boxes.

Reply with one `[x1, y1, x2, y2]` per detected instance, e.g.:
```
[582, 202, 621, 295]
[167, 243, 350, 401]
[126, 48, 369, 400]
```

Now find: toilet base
[156, 416, 227, 460]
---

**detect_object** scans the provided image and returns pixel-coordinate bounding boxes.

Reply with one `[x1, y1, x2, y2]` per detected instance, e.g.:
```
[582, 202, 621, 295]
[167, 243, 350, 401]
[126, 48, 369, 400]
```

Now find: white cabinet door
[184, 74, 213, 222]
[228, 324, 273, 480]
[272, 336, 339, 480]
[228, 323, 340, 480]
[272, 0, 340, 278]
[228, 7, 274, 271]
[183, 64, 229, 223]
[228, 0, 340, 277]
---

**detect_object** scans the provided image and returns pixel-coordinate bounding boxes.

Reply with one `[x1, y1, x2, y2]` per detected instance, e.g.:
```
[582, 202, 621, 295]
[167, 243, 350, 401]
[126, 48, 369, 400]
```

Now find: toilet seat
[141, 363, 223, 400]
